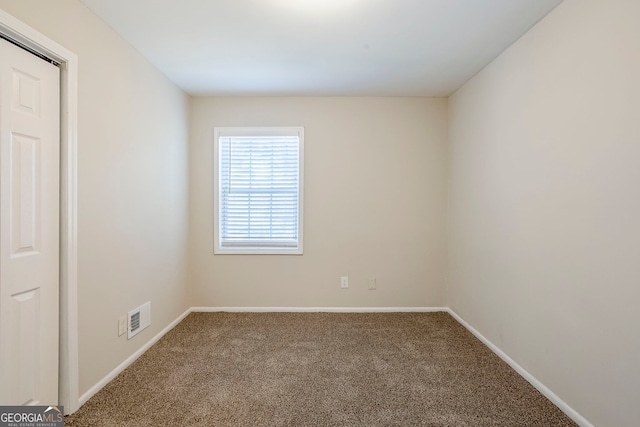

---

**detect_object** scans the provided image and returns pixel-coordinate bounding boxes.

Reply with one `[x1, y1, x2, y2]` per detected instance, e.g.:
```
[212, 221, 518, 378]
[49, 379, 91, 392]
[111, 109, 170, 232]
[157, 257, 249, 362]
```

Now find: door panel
[0, 38, 60, 406]
[11, 133, 41, 257]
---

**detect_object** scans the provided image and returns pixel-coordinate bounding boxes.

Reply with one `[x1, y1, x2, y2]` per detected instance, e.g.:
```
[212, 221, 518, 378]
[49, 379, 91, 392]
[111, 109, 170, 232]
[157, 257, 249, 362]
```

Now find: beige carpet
[66, 312, 576, 426]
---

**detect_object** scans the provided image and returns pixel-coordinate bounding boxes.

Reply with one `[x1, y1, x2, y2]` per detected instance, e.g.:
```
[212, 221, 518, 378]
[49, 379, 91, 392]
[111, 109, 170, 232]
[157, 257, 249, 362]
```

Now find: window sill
[214, 247, 303, 255]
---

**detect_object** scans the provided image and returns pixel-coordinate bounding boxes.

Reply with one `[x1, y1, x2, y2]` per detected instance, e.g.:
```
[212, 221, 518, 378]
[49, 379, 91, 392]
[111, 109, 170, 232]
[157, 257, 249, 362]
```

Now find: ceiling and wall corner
[79, 0, 564, 96]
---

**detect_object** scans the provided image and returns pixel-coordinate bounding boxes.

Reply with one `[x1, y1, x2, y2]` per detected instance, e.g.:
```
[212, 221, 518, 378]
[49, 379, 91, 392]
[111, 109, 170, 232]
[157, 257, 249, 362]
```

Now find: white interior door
[0, 38, 60, 405]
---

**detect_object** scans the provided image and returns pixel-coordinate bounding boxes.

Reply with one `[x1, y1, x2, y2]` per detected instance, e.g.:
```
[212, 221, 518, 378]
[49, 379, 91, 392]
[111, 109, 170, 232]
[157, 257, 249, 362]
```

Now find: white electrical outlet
[118, 316, 127, 336]
[341, 276, 349, 289]
[368, 277, 377, 290]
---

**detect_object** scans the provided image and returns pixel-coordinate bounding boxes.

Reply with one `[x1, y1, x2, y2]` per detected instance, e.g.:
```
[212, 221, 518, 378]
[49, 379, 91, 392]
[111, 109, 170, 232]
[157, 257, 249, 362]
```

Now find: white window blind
[214, 127, 303, 254]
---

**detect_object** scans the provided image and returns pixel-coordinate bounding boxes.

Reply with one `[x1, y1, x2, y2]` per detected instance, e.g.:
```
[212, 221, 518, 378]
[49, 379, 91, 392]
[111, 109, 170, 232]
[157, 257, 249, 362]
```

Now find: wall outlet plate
[118, 316, 127, 336]
[341, 276, 349, 289]
[368, 277, 377, 290]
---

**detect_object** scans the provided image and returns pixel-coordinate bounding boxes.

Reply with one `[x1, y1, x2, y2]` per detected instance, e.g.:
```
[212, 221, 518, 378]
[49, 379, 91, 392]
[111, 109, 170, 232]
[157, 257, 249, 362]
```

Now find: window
[214, 127, 304, 254]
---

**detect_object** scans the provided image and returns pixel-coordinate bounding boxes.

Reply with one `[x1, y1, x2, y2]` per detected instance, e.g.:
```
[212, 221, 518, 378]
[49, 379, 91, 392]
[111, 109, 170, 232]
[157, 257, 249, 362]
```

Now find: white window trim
[213, 126, 304, 255]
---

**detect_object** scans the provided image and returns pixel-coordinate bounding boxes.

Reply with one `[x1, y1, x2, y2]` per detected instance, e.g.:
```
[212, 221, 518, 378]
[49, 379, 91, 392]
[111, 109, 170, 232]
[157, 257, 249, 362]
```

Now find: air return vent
[128, 302, 151, 340]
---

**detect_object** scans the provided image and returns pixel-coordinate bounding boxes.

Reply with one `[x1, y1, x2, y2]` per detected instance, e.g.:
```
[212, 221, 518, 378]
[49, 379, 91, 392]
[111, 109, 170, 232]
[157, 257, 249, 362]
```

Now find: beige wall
[189, 97, 448, 307]
[0, 1, 190, 396]
[448, 0, 640, 425]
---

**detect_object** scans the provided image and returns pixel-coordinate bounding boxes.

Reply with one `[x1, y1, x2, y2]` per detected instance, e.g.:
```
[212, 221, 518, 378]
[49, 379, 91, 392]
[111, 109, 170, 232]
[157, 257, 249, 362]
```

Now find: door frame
[0, 10, 79, 413]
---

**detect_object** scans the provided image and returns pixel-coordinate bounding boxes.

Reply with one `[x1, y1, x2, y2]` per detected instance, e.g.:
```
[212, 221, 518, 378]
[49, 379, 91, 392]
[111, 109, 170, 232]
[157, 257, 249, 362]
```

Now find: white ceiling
[80, 0, 563, 96]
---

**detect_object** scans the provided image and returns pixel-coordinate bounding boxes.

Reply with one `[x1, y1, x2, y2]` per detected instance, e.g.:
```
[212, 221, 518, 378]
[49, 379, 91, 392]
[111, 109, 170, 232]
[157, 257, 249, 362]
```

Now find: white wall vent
[128, 301, 151, 340]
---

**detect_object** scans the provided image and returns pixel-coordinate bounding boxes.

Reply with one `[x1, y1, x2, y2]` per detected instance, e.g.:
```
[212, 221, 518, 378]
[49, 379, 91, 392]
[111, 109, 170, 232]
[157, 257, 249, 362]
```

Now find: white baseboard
[446, 309, 593, 427]
[191, 306, 448, 313]
[78, 307, 192, 406]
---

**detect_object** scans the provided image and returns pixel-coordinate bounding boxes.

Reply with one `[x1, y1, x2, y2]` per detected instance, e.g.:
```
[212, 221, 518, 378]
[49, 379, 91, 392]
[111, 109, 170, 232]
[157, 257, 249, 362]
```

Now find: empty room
[0, 0, 637, 426]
